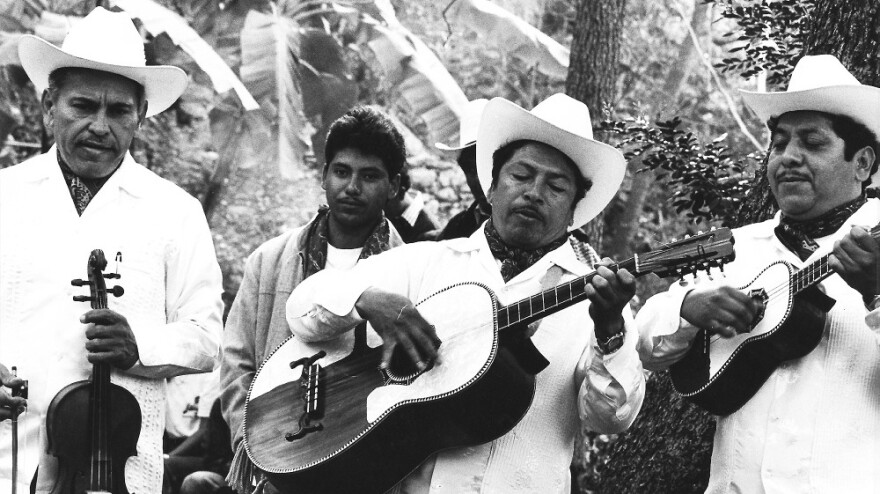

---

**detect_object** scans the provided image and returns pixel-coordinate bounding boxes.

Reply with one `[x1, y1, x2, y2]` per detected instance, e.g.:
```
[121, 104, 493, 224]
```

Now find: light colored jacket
[0, 148, 223, 493]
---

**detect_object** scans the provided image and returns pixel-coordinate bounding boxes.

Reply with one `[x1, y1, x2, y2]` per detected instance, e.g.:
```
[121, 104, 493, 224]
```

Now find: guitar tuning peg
[684, 234, 691, 239]
[710, 226, 717, 231]
[697, 230, 703, 235]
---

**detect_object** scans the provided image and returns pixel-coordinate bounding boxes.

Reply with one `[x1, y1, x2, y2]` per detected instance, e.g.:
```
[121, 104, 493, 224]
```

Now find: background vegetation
[1, 0, 877, 492]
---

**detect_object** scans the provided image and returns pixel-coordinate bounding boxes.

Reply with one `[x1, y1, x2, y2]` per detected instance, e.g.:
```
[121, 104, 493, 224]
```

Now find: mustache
[776, 171, 810, 182]
[512, 204, 544, 221]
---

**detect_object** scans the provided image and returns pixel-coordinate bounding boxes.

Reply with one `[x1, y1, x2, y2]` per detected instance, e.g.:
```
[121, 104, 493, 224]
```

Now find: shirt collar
[444, 223, 590, 277]
[21, 146, 148, 197]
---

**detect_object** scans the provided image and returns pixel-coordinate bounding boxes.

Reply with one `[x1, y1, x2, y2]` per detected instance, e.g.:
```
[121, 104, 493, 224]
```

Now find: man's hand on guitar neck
[681, 285, 762, 338]
[586, 259, 636, 341]
[355, 288, 442, 371]
[829, 225, 880, 305]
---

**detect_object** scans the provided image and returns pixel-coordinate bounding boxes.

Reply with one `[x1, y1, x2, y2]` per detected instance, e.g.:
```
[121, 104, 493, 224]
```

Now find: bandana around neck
[302, 205, 391, 279]
[774, 194, 866, 261]
[57, 151, 119, 216]
[484, 218, 569, 282]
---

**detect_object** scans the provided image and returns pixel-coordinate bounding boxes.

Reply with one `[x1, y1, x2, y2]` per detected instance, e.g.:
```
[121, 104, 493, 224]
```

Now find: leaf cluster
[599, 117, 760, 226]
[708, 0, 814, 86]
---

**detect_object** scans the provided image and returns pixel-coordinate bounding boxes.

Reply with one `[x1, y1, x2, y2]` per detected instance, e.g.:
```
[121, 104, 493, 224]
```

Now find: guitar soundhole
[381, 348, 433, 384]
[748, 288, 769, 332]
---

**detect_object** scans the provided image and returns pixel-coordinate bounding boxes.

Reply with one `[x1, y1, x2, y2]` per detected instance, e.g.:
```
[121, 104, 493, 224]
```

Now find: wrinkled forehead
[52, 67, 143, 103]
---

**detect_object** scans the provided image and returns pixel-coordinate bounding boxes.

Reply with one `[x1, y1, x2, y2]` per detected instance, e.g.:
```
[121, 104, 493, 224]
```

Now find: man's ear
[388, 173, 401, 200]
[320, 165, 329, 189]
[854, 145, 876, 182]
[137, 100, 148, 127]
[40, 90, 55, 130]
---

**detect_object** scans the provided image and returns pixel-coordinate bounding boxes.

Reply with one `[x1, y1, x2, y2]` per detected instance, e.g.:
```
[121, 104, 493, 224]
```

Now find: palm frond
[240, 9, 312, 178]
[445, 0, 570, 79]
[111, 0, 259, 110]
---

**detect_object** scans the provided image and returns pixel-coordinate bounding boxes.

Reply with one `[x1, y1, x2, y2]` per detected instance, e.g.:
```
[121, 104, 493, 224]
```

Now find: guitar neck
[496, 257, 638, 331]
[792, 223, 880, 295]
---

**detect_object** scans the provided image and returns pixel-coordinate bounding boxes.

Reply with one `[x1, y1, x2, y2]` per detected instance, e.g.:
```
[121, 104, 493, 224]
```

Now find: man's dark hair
[47, 67, 145, 108]
[324, 106, 406, 177]
[768, 112, 879, 191]
[490, 139, 591, 209]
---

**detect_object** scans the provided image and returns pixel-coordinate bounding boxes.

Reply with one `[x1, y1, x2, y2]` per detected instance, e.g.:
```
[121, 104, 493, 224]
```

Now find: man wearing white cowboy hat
[285, 93, 644, 493]
[0, 7, 222, 494]
[435, 98, 492, 240]
[637, 54, 880, 493]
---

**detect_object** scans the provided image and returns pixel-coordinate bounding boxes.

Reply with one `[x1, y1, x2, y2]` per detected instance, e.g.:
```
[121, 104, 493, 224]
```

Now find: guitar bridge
[286, 351, 326, 441]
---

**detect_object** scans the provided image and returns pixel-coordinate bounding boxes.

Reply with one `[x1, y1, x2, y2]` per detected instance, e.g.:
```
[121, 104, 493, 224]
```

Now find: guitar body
[244, 282, 540, 494]
[671, 261, 833, 415]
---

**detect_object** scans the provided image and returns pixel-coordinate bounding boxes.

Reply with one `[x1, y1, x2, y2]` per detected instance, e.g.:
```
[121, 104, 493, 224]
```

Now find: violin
[45, 249, 142, 494]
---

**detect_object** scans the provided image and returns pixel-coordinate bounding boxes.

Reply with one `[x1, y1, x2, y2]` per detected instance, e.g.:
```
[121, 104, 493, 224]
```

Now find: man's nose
[779, 143, 803, 167]
[345, 176, 362, 195]
[523, 181, 546, 203]
[89, 110, 110, 135]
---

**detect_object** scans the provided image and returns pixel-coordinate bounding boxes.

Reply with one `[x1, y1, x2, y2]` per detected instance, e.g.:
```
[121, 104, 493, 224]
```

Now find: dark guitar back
[247, 330, 538, 494]
[671, 286, 833, 416]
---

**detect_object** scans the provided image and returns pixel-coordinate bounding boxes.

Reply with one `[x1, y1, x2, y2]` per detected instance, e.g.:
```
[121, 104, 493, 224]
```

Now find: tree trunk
[565, 0, 627, 249]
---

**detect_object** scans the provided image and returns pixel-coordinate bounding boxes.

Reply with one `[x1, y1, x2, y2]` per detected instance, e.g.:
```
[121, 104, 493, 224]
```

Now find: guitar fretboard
[791, 224, 880, 295]
[497, 259, 636, 331]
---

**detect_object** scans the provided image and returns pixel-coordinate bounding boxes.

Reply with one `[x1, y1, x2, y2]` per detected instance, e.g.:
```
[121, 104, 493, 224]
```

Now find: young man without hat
[220, 105, 407, 493]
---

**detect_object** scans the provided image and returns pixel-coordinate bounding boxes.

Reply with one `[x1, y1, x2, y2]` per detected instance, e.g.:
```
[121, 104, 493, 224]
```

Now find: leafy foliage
[599, 117, 759, 226]
[708, 0, 815, 88]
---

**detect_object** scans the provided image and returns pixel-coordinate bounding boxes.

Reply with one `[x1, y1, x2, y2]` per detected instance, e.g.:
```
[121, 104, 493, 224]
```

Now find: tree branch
[672, 2, 763, 152]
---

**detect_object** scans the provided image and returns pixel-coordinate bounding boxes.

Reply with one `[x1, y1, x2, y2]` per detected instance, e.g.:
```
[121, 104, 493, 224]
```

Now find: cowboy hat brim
[476, 98, 626, 229]
[434, 140, 475, 152]
[18, 34, 187, 118]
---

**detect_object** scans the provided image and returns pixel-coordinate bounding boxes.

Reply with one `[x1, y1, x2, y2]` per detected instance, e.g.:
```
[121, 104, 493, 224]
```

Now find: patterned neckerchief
[57, 151, 119, 216]
[302, 205, 392, 279]
[483, 218, 569, 283]
[774, 194, 866, 261]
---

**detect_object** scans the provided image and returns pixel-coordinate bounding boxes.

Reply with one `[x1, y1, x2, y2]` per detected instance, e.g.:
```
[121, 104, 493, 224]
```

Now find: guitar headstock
[635, 228, 735, 279]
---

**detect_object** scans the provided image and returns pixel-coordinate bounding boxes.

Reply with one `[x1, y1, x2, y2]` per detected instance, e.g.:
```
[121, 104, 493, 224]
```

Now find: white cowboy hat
[739, 54, 880, 185]
[476, 93, 626, 229]
[435, 98, 489, 151]
[18, 7, 187, 118]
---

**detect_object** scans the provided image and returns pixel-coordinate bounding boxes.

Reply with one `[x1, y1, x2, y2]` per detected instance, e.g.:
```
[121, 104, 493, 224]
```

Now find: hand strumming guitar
[586, 258, 636, 341]
[829, 225, 880, 304]
[0, 362, 26, 421]
[681, 285, 763, 338]
[354, 287, 442, 371]
[81, 309, 140, 370]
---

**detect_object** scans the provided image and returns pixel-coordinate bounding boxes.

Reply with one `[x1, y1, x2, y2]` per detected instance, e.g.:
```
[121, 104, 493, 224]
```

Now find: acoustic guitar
[670, 224, 880, 416]
[244, 229, 735, 493]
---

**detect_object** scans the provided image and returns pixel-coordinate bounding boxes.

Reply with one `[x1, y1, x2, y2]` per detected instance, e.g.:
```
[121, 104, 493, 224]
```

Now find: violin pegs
[72, 295, 92, 302]
[109, 286, 125, 298]
[104, 273, 121, 280]
[71, 279, 86, 287]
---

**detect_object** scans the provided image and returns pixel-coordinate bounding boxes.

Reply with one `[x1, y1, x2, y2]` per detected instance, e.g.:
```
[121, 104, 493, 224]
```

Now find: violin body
[45, 378, 141, 494]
